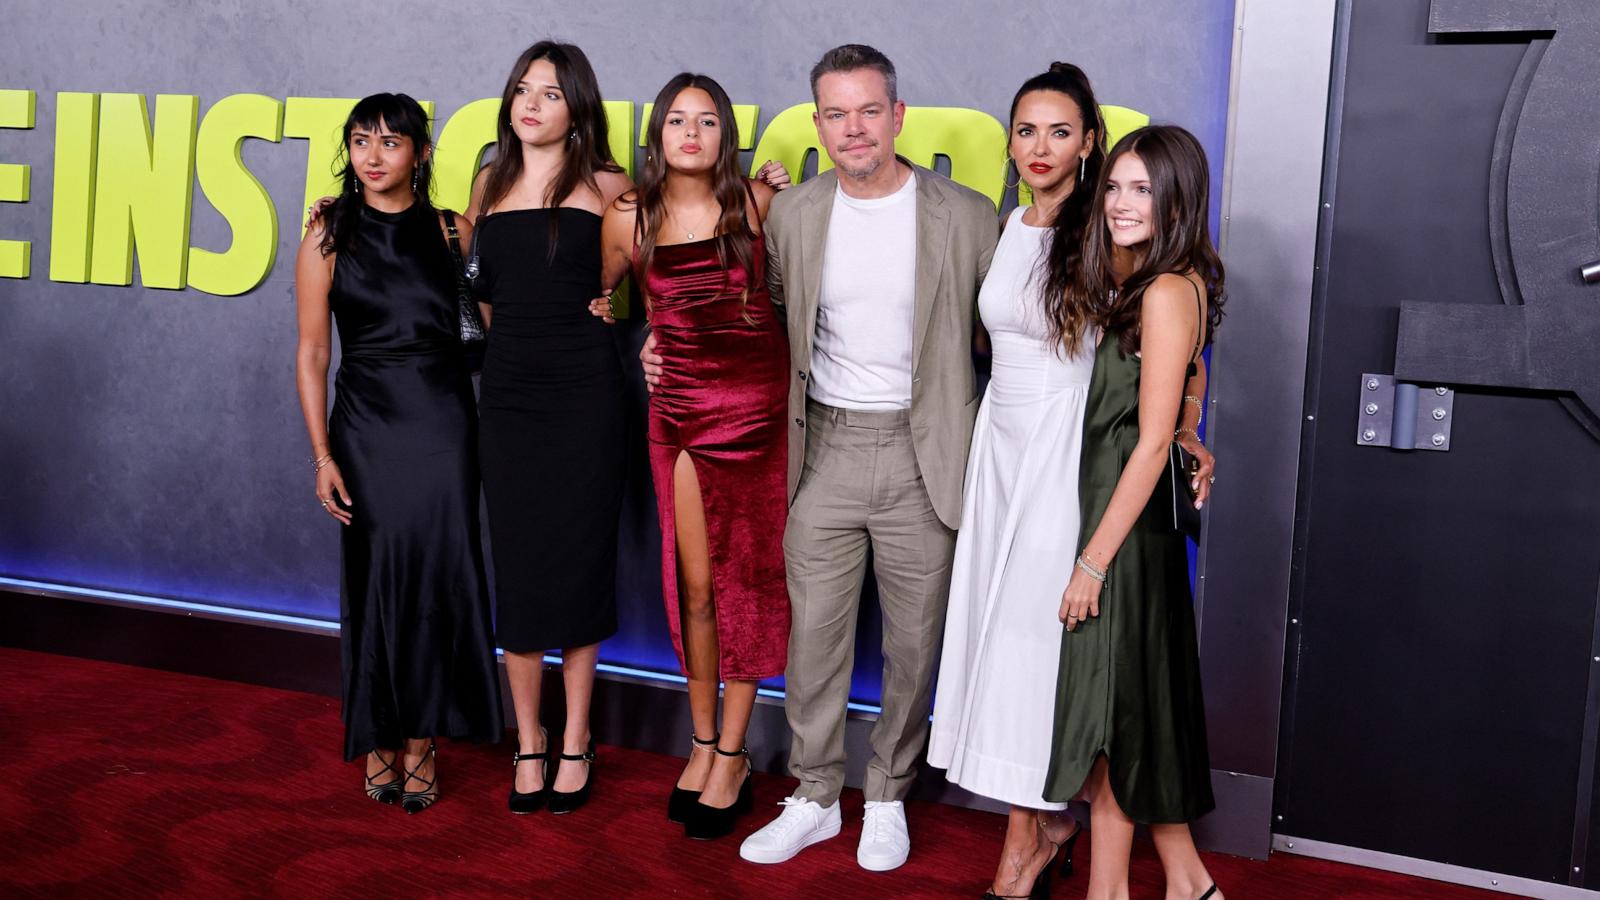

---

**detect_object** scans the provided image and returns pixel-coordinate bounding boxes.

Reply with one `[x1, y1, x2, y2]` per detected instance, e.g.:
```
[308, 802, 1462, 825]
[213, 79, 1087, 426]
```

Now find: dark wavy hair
[1011, 62, 1106, 354]
[1072, 124, 1225, 356]
[317, 93, 433, 257]
[632, 73, 755, 314]
[477, 41, 622, 247]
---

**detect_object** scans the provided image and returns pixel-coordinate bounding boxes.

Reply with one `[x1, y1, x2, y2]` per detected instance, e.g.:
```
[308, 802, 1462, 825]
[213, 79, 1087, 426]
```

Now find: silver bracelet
[1075, 555, 1107, 584]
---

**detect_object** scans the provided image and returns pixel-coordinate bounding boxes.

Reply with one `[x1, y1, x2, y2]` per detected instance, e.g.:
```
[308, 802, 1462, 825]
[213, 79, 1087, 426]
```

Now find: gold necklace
[667, 203, 715, 241]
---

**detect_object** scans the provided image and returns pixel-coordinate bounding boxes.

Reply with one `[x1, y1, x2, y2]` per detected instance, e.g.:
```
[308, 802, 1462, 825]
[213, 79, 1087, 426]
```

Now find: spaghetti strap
[1186, 277, 1205, 377]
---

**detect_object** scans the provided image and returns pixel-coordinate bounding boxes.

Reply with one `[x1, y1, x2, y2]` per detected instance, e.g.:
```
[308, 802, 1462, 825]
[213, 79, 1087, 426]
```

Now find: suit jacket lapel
[798, 171, 837, 363]
[912, 169, 950, 373]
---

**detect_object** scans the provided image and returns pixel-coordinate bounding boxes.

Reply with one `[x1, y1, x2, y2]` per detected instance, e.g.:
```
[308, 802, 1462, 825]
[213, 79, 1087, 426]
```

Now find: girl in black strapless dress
[465, 41, 634, 815]
[294, 94, 502, 815]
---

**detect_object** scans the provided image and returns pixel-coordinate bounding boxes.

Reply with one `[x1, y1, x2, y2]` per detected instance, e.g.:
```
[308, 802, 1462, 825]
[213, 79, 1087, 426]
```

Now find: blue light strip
[2, 576, 885, 716]
[0, 576, 340, 634]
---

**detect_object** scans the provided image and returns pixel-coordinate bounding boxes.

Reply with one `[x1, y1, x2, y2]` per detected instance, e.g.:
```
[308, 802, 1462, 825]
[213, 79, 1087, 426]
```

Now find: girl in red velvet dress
[596, 72, 789, 841]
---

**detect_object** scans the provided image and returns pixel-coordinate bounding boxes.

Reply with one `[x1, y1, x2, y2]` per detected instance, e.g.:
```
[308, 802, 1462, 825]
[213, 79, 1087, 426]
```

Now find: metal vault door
[1274, 0, 1600, 895]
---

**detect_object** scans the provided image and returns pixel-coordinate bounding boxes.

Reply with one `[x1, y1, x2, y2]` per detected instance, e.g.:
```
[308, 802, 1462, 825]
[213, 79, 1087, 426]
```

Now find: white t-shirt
[807, 171, 918, 411]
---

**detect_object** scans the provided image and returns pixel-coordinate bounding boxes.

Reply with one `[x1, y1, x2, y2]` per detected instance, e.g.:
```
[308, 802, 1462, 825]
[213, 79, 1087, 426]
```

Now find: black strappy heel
[1197, 886, 1219, 899]
[400, 741, 439, 815]
[684, 744, 753, 840]
[363, 749, 401, 805]
[1059, 819, 1083, 877]
[508, 728, 550, 815]
[668, 732, 718, 823]
[547, 740, 596, 815]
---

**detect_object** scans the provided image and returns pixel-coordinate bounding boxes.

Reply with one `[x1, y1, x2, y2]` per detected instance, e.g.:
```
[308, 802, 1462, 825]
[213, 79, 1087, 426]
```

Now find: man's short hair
[809, 44, 898, 106]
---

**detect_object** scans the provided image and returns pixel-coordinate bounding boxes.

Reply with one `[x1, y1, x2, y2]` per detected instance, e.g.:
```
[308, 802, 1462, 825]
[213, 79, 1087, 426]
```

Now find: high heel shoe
[546, 740, 595, 815]
[508, 728, 550, 815]
[364, 749, 401, 805]
[668, 732, 719, 824]
[982, 816, 1073, 899]
[400, 741, 438, 815]
[683, 745, 753, 840]
[1058, 819, 1083, 878]
[1197, 886, 1218, 899]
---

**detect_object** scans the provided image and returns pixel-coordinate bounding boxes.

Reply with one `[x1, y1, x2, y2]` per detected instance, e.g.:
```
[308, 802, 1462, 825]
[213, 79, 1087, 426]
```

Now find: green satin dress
[1041, 322, 1215, 825]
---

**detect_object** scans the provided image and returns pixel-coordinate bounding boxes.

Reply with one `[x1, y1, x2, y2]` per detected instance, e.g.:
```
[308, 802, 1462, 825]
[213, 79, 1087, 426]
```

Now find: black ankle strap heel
[508, 729, 551, 815]
[684, 745, 753, 841]
[669, 733, 720, 824]
[547, 739, 596, 815]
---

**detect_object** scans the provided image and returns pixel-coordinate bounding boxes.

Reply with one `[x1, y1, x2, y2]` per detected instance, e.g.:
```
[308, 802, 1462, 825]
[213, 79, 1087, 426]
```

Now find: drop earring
[412, 167, 419, 194]
[1079, 155, 1086, 184]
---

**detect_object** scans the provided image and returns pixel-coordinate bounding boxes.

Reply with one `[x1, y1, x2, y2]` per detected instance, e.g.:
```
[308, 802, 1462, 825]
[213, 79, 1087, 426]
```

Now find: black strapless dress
[326, 201, 503, 761]
[474, 208, 625, 652]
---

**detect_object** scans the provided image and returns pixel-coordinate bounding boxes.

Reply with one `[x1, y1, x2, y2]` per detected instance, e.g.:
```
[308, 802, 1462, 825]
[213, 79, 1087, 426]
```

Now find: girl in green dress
[1043, 125, 1226, 900]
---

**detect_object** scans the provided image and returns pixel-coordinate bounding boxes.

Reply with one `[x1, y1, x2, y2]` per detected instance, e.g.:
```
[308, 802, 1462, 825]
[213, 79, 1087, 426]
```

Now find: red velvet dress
[638, 232, 790, 681]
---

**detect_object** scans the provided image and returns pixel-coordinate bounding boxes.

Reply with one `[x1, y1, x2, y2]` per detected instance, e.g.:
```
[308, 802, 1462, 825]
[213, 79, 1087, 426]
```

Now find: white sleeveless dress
[927, 206, 1095, 808]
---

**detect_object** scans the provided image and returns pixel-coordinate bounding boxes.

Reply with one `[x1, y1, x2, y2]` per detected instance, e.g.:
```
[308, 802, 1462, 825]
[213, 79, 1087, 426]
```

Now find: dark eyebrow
[668, 109, 719, 117]
[515, 81, 563, 91]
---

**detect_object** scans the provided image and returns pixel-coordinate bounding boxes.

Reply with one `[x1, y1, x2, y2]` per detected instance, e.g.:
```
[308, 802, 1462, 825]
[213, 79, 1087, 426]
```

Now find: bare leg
[1151, 824, 1222, 900]
[989, 806, 1050, 896]
[703, 680, 757, 807]
[1083, 757, 1134, 900]
[675, 450, 720, 793]
[553, 642, 598, 792]
[504, 650, 547, 793]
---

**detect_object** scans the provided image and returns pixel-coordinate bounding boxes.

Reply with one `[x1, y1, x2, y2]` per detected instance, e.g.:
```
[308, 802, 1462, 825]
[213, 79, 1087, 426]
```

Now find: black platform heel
[400, 741, 438, 815]
[508, 728, 550, 815]
[546, 740, 596, 815]
[668, 732, 718, 824]
[364, 749, 402, 805]
[684, 744, 753, 840]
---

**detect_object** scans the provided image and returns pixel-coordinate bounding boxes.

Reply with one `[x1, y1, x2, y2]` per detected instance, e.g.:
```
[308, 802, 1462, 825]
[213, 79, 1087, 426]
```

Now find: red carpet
[0, 648, 1494, 898]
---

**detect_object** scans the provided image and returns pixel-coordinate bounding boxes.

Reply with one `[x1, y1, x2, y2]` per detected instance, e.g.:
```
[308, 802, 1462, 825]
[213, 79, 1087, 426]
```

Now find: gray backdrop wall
[0, 0, 1235, 689]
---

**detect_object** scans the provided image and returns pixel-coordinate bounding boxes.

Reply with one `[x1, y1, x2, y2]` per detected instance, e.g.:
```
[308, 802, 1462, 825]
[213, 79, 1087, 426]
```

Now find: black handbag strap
[442, 209, 464, 263]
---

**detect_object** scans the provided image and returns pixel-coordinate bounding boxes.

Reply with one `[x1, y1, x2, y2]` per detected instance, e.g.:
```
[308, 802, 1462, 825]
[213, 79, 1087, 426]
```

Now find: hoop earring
[1002, 156, 1021, 190]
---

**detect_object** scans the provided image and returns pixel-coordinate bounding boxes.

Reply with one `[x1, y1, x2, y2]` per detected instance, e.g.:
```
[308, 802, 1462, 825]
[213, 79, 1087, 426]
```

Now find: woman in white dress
[927, 64, 1214, 900]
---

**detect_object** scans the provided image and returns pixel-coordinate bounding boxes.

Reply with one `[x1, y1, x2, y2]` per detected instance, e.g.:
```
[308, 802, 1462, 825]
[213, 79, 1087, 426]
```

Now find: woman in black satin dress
[464, 41, 633, 815]
[294, 93, 502, 815]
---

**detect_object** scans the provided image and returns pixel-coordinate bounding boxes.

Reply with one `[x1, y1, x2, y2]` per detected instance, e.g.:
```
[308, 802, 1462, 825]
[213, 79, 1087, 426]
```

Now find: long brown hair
[1071, 125, 1225, 356]
[632, 73, 755, 312]
[477, 41, 621, 241]
[1011, 62, 1106, 354]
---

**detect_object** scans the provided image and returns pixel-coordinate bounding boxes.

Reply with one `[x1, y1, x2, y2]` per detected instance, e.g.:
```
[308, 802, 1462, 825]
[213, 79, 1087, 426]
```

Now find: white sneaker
[857, 800, 911, 871]
[739, 795, 843, 864]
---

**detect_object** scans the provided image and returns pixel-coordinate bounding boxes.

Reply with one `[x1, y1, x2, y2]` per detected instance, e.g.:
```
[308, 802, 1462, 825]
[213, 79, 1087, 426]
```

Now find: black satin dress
[327, 201, 503, 761]
[474, 208, 625, 652]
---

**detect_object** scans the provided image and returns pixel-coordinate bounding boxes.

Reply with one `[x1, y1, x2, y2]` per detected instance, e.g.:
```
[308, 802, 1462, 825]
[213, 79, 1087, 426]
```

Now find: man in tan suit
[741, 44, 996, 871]
[642, 44, 995, 870]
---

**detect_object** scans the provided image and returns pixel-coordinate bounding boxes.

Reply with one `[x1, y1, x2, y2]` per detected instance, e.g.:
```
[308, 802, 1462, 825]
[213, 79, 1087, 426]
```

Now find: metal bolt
[1365, 403, 1379, 415]
[1322, 202, 1331, 209]
[1492, 881, 1499, 886]
[1435, 386, 1448, 396]
[1275, 815, 1283, 822]
[1291, 618, 1299, 625]
[1367, 379, 1380, 391]
[1432, 408, 1446, 420]
[1576, 867, 1582, 873]
[1307, 415, 1315, 421]
[1287, 842, 1295, 849]
[1362, 429, 1376, 442]
[1431, 434, 1446, 447]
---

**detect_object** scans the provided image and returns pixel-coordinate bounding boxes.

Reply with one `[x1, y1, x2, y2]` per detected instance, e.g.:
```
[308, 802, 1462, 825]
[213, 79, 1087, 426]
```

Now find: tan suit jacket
[764, 161, 998, 530]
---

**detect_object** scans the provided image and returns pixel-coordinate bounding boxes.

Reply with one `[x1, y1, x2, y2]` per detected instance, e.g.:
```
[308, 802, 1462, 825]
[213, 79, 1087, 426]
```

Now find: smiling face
[1104, 151, 1155, 248]
[509, 58, 571, 147]
[813, 68, 905, 180]
[660, 87, 721, 174]
[1010, 89, 1092, 196]
[348, 117, 421, 195]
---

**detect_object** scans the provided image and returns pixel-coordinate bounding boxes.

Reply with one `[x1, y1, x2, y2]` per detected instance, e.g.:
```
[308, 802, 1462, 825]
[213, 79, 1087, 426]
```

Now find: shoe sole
[739, 819, 842, 864]
[856, 850, 909, 872]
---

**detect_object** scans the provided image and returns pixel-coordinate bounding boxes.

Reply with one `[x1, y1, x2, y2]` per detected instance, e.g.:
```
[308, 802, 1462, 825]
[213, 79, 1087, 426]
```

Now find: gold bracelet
[312, 453, 334, 471]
